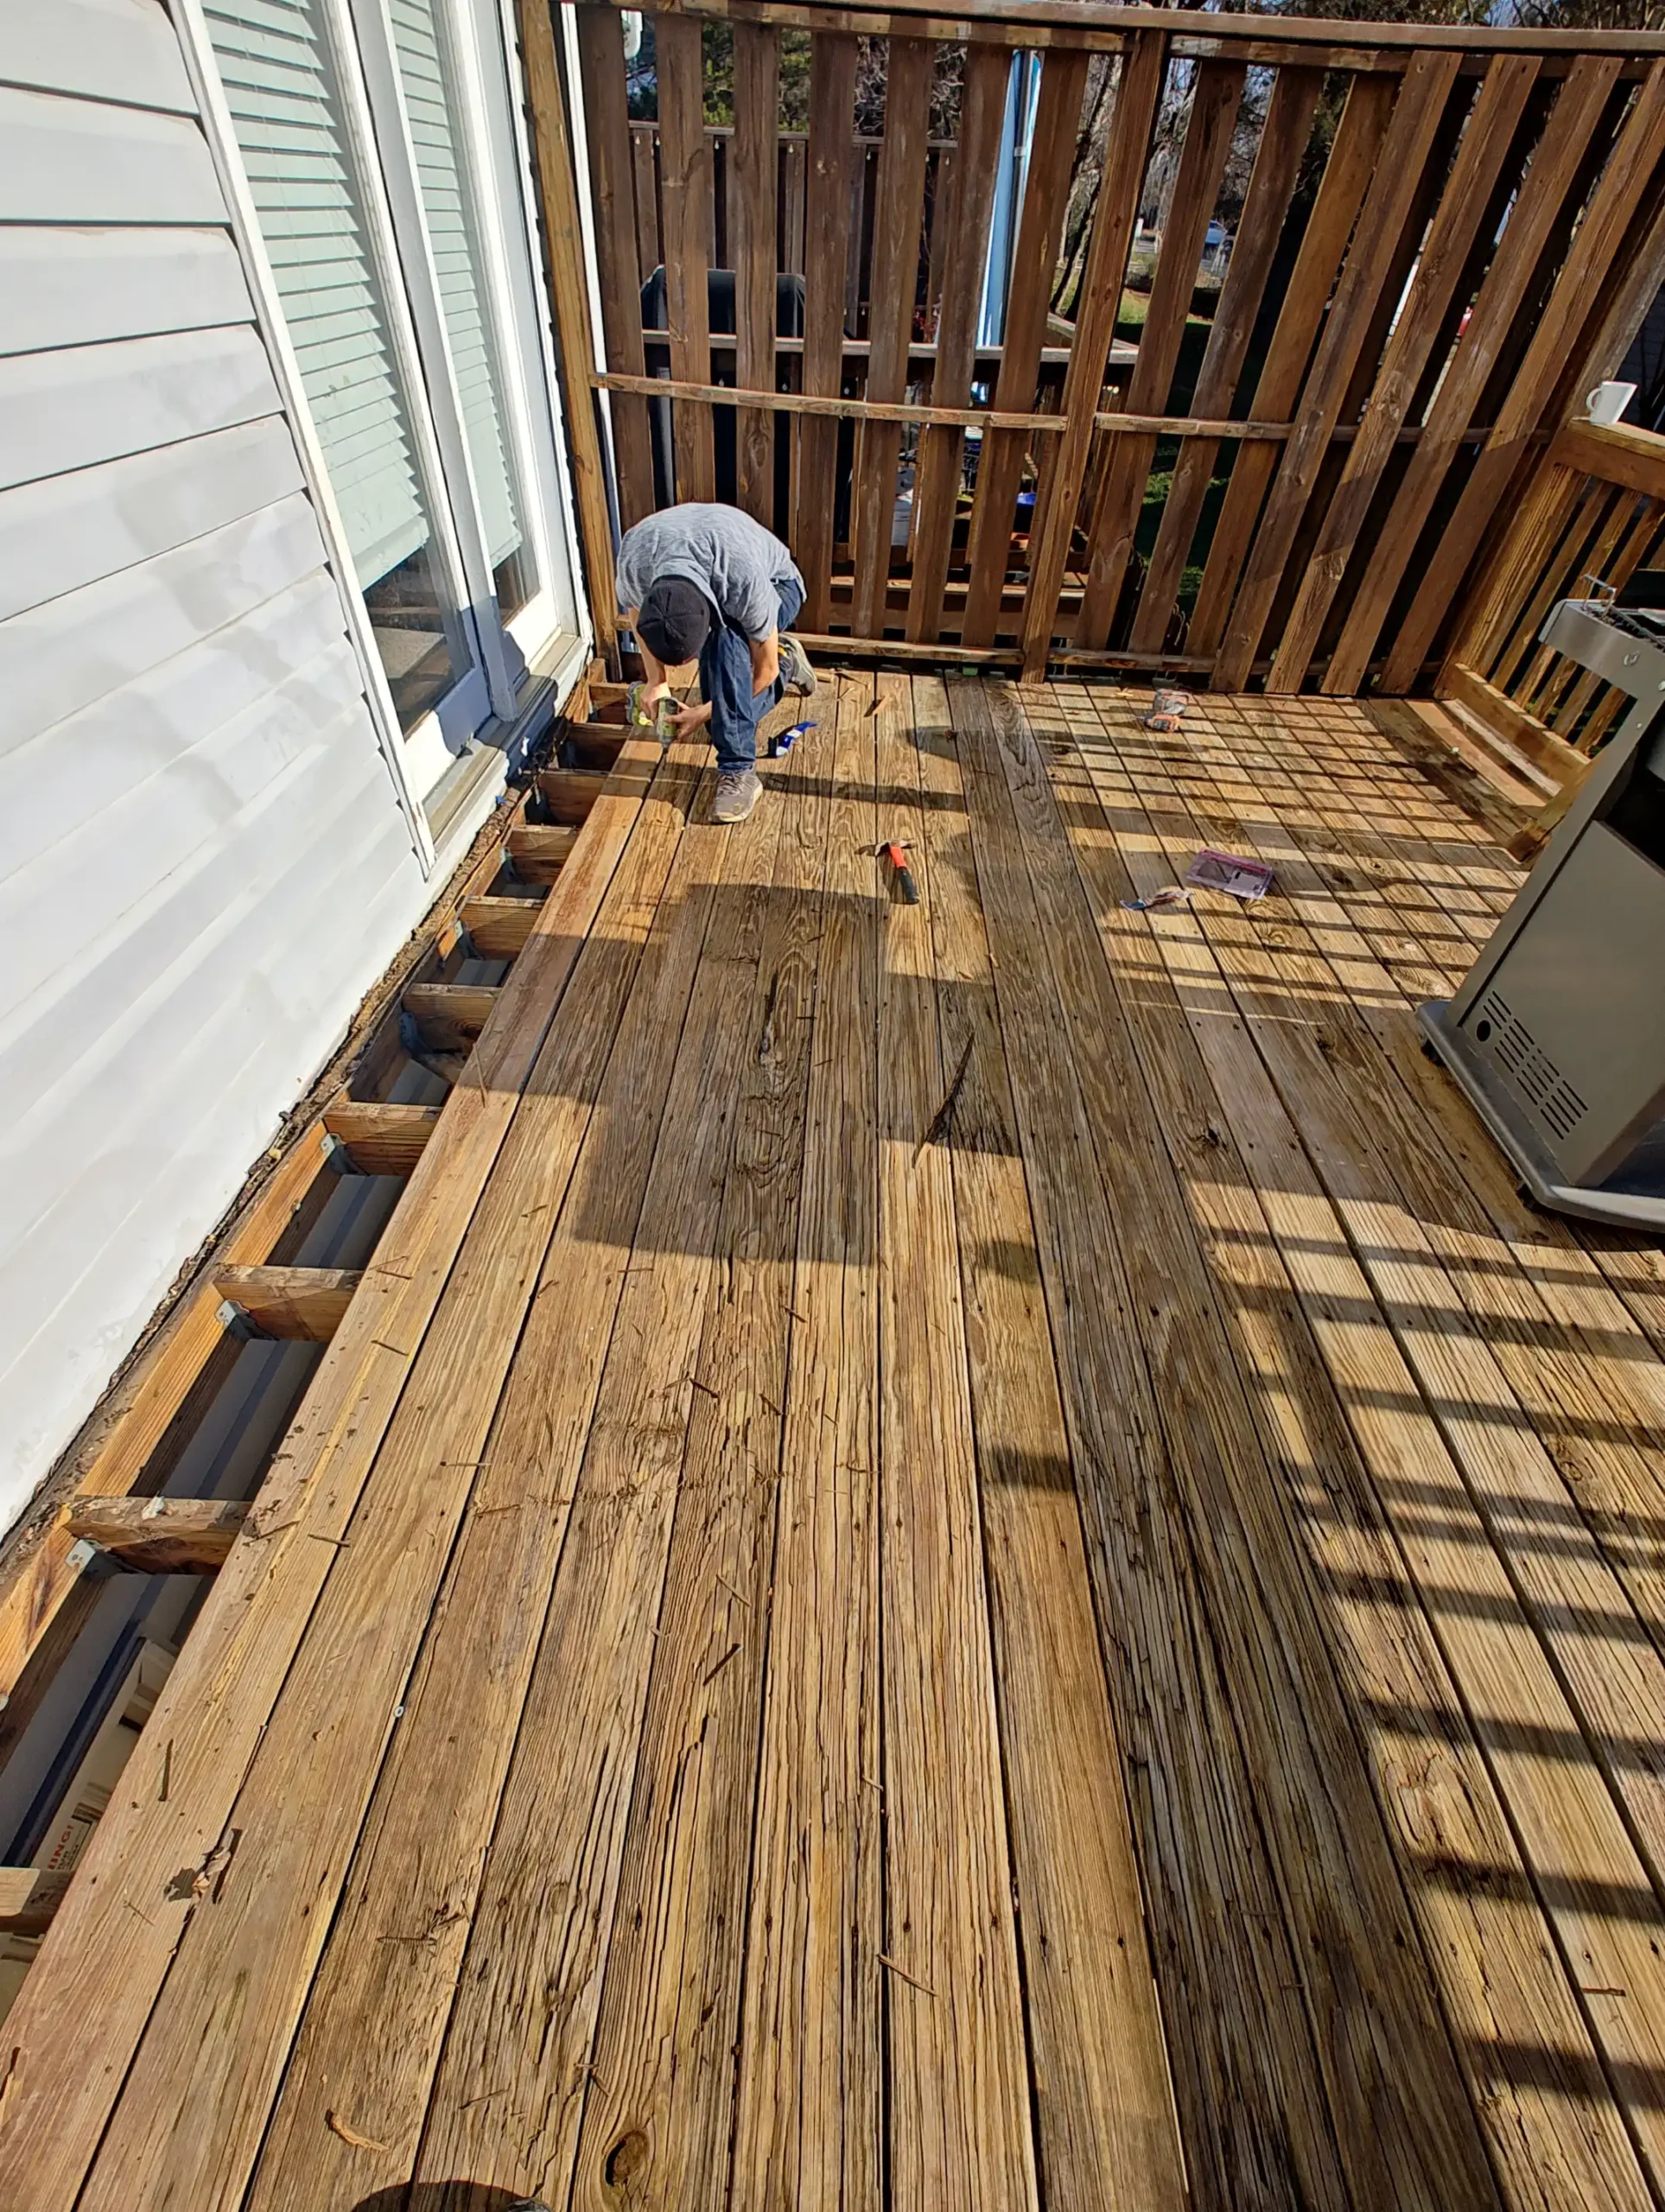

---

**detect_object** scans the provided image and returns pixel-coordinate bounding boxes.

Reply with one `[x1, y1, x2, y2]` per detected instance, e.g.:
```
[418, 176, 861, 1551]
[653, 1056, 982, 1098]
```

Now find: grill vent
[1472, 992, 1588, 1141]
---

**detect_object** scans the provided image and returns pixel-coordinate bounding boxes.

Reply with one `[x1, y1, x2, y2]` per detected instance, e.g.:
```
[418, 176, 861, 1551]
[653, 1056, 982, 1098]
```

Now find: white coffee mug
[1586, 379, 1637, 426]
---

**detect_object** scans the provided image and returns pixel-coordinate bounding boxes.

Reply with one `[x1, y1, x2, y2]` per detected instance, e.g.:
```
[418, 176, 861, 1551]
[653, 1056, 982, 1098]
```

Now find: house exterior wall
[0, 0, 478, 1526]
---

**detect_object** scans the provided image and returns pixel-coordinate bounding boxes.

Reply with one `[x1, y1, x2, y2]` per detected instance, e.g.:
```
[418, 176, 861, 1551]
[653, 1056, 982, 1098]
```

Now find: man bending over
[617, 503, 816, 823]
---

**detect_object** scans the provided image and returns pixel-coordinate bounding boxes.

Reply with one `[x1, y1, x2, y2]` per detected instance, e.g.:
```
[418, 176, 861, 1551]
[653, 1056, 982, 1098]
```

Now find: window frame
[181, 0, 588, 821]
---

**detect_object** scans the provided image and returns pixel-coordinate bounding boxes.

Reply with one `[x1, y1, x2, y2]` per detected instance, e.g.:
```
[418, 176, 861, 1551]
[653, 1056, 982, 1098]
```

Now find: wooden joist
[0, 1868, 54, 1940]
[401, 982, 500, 1052]
[535, 766, 608, 823]
[213, 1265, 364, 1344]
[319, 1100, 443, 1177]
[458, 896, 542, 959]
[65, 1497, 251, 1575]
[0, 733, 664, 2211]
[505, 823, 579, 882]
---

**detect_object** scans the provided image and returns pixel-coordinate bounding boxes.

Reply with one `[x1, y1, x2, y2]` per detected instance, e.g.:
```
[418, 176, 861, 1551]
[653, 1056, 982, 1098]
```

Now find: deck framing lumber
[0, 735, 670, 2212]
[10, 669, 1665, 2212]
[242, 747, 748, 2212]
[63, 1497, 251, 1575]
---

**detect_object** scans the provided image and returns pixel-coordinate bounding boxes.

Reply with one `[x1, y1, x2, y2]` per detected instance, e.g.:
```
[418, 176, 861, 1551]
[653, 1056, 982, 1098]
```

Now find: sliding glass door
[200, 0, 579, 794]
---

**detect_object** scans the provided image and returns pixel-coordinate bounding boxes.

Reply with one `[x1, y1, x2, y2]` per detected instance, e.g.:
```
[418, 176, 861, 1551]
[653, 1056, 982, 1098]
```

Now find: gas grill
[1418, 573, 1665, 1229]
[1533, 590, 1665, 697]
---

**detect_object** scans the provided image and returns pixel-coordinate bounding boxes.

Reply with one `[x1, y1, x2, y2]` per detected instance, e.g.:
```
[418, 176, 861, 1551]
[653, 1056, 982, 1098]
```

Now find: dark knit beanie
[637, 577, 713, 665]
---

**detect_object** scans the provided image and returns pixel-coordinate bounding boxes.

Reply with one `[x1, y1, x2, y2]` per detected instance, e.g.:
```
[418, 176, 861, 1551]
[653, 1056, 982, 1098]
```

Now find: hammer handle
[886, 842, 920, 905]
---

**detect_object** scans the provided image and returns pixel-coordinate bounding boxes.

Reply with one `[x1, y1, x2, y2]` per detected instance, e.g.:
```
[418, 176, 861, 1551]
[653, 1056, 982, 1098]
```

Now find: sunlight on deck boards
[2, 680, 1663, 2212]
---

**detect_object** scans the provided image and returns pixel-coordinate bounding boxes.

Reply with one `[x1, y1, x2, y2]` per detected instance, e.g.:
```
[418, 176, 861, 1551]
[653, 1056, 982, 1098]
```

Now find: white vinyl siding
[389, 0, 521, 569]
[0, 0, 450, 1525]
[0, 328, 279, 493]
[1, 227, 255, 356]
[203, 0, 431, 588]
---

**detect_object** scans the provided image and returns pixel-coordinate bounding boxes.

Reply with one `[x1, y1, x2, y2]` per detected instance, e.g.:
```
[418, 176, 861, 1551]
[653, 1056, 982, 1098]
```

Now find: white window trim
[170, 0, 441, 871]
[349, 0, 524, 721]
[311, 0, 499, 759]
[479, 0, 593, 662]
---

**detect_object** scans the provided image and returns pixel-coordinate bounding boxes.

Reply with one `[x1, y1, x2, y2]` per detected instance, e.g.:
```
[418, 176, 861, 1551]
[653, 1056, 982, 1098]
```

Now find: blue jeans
[700, 579, 804, 772]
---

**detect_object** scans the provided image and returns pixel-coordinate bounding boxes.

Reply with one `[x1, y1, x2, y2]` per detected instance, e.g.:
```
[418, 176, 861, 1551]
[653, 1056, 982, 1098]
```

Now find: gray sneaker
[714, 767, 763, 823]
[778, 633, 817, 697]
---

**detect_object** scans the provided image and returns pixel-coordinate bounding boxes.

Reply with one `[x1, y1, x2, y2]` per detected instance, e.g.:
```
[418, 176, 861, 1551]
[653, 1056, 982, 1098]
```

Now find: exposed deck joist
[2, 683, 1662, 2212]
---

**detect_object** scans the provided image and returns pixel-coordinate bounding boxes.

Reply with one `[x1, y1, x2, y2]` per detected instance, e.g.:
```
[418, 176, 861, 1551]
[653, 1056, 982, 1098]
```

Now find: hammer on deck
[871, 840, 919, 904]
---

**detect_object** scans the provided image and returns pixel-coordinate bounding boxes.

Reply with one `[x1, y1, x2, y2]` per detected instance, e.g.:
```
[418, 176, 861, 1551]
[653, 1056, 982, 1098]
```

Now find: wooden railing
[1435, 416, 1665, 846]
[528, 0, 1665, 689]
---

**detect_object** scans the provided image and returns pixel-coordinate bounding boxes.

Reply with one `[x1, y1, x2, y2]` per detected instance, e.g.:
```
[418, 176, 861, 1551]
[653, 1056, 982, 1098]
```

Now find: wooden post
[515, 0, 619, 667]
[1020, 32, 1166, 683]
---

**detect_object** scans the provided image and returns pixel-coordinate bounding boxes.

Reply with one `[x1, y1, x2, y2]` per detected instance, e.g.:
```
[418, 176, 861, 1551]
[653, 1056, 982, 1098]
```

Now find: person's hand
[666, 699, 712, 736]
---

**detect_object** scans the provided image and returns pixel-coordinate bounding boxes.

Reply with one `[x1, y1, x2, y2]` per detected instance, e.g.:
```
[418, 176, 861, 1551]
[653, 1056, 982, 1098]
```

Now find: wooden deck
[5, 677, 1665, 2212]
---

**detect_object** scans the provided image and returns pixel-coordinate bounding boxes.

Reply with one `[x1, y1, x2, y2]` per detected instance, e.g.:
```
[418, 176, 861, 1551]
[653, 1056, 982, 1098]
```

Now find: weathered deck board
[873, 669, 1037, 2209]
[1058, 686, 1665, 2201]
[730, 674, 885, 2210]
[1043, 685, 1657, 2210]
[4, 683, 1663, 2212]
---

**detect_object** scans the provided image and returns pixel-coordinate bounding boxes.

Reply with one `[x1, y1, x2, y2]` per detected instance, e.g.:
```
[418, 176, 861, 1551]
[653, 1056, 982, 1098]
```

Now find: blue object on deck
[770, 720, 816, 757]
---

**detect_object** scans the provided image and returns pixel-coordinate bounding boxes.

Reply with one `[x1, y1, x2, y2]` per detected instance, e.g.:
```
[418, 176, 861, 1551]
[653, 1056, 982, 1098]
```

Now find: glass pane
[204, 0, 473, 728]
[387, 0, 534, 618]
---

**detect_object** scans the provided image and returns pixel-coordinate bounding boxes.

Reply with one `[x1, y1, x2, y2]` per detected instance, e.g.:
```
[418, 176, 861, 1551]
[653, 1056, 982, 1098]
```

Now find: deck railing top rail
[598, 0, 1665, 58]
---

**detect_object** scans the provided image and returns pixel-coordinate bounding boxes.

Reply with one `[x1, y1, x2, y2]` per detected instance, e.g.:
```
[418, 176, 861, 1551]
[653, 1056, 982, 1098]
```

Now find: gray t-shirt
[616, 503, 804, 642]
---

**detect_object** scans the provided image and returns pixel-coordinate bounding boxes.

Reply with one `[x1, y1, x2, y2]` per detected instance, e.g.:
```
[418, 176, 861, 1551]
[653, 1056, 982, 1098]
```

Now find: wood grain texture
[850, 39, 934, 640]
[566, 702, 829, 2212]
[0, 738, 667, 2212]
[1327, 60, 1619, 691]
[1269, 55, 1541, 690]
[792, 34, 859, 631]
[1020, 33, 1166, 678]
[18, 652, 1665, 2210]
[1382, 60, 1665, 690]
[912, 675, 1185, 2208]
[1130, 65, 1324, 652]
[1074, 60, 1245, 648]
[65, 1496, 249, 1574]
[515, 0, 617, 646]
[961, 49, 1089, 650]
[242, 745, 738, 2212]
[575, 6, 655, 525]
[906, 44, 1009, 643]
[730, 674, 883, 2212]
[658, 12, 718, 503]
[982, 685, 1500, 2209]
[408, 788, 786, 2212]
[1052, 683, 1658, 2212]
[1188, 70, 1395, 660]
[320, 1100, 442, 1175]
[1212, 53, 1464, 690]
[872, 670, 1036, 2209]
[732, 21, 779, 522]
[950, 677, 1356, 2209]
[71, 746, 715, 2212]
[1175, 690, 1665, 2196]
[213, 1264, 362, 1343]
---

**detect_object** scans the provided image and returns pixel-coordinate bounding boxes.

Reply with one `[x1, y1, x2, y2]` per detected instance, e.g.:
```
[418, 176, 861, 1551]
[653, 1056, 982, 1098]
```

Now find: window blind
[204, 0, 431, 590]
[387, 0, 523, 573]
